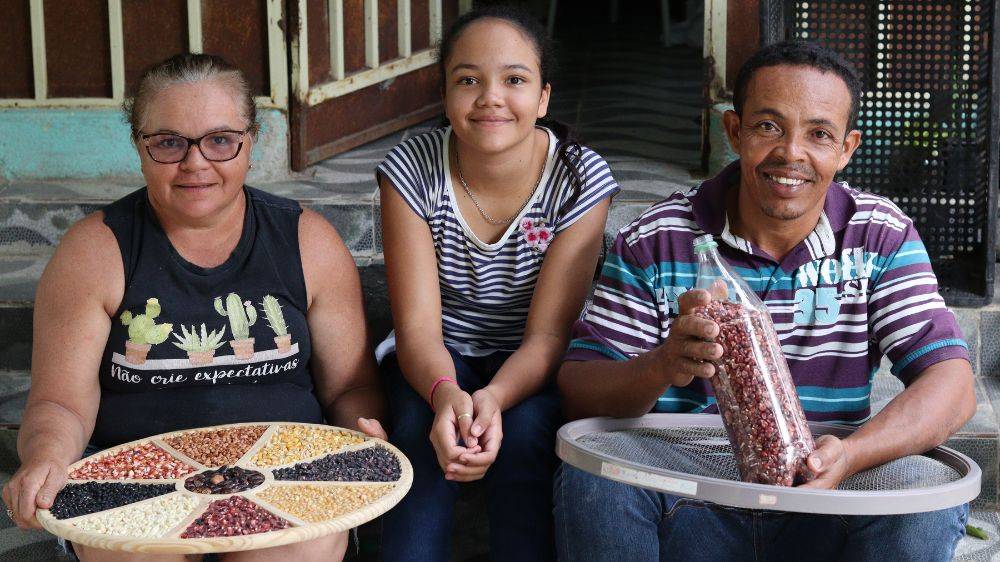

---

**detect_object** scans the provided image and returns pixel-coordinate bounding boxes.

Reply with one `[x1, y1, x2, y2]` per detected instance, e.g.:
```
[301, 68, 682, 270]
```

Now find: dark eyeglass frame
[139, 129, 249, 164]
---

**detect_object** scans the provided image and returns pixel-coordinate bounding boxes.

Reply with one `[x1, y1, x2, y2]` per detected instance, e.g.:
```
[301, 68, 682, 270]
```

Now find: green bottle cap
[693, 234, 718, 253]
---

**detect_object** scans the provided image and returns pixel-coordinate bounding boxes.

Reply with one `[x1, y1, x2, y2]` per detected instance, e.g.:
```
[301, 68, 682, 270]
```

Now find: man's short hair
[733, 40, 863, 129]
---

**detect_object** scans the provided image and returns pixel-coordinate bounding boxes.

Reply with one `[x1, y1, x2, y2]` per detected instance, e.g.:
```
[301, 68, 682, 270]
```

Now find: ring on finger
[457, 413, 473, 421]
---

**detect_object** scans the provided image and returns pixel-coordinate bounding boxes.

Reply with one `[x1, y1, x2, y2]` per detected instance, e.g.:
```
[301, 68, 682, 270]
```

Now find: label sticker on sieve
[758, 494, 778, 506]
[600, 462, 698, 495]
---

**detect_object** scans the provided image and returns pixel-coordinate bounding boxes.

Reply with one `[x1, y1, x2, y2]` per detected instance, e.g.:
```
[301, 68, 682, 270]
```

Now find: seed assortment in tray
[36, 423, 412, 554]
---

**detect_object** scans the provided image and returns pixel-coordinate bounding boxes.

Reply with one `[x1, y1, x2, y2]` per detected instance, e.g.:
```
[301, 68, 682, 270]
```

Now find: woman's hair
[437, 5, 587, 211]
[122, 53, 259, 141]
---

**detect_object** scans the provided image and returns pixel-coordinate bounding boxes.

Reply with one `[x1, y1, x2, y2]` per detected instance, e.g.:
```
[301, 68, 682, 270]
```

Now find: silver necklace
[455, 143, 544, 225]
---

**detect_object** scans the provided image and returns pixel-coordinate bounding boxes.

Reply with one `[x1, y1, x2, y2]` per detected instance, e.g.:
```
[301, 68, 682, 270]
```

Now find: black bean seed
[50, 483, 176, 520]
[272, 446, 401, 482]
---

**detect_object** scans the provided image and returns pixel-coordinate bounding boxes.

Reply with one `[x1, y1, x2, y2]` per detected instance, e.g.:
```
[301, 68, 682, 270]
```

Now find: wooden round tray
[36, 422, 412, 554]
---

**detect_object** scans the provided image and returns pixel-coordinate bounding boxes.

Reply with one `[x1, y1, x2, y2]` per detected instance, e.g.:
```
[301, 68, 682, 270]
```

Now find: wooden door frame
[288, 0, 470, 171]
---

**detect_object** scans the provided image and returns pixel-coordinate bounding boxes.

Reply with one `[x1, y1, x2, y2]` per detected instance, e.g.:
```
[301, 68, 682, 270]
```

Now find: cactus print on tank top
[93, 187, 322, 448]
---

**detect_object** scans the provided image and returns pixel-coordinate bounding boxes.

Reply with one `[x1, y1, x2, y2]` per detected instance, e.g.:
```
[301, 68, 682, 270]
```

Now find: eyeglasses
[140, 130, 248, 164]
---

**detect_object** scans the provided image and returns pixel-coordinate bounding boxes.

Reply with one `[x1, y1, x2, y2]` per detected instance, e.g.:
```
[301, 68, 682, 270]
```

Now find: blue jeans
[554, 463, 968, 562]
[379, 349, 561, 562]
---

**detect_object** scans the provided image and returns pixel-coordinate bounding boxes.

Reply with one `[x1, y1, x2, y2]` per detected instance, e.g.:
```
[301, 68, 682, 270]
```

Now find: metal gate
[760, 0, 999, 307]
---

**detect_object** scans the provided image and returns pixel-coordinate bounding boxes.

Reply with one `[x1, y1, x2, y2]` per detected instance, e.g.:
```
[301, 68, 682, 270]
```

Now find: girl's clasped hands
[431, 382, 504, 481]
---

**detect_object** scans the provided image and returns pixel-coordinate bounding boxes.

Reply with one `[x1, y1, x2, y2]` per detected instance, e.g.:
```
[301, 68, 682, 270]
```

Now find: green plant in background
[214, 293, 257, 340]
[260, 295, 288, 336]
[897, 115, 954, 150]
[172, 324, 227, 352]
[892, 72, 974, 152]
[120, 298, 173, 345]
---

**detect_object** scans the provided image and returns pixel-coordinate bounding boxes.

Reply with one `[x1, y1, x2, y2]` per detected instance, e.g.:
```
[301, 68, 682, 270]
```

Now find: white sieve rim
[556, 414, 981, 515]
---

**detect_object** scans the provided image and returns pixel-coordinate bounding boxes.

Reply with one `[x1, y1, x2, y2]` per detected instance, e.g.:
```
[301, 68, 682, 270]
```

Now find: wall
[0, 108, 289, 182]
[726, 0, 759, 90]
[0, 0, 283, 182]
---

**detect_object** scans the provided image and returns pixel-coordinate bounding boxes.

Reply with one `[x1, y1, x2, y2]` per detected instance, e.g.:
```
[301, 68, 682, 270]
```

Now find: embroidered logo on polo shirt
[792, 247, 876, 325]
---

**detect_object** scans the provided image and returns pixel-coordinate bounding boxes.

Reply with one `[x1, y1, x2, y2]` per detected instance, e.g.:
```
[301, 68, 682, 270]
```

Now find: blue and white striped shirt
[375, 126, 620, 360]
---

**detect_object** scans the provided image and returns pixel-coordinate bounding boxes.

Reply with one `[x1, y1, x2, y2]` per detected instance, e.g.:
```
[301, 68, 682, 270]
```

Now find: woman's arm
[380, 177, 479, 468]
[379, 177, 457, 403]
[299, 209, 386, 433]
[3, 214, 121, 528]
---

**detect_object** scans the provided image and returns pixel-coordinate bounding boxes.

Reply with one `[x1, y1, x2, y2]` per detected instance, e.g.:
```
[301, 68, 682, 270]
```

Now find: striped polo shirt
[565, 161, 969, 424]
[375, 126, 619, 360]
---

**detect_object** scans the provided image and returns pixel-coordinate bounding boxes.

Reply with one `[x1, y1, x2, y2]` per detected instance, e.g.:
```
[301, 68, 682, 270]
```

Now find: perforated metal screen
[577, 427, 963, 491]
[768, 1, 998, 306]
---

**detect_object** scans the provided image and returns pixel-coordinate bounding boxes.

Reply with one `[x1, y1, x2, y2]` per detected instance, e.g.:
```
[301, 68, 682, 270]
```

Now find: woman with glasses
[2, 53, 386, 561]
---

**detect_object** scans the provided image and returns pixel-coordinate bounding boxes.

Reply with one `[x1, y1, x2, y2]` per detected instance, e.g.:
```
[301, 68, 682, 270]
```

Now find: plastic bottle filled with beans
[691, 234, 815, 487]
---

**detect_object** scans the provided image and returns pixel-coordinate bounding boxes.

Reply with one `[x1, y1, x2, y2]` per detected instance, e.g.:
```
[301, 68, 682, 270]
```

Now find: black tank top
[92, 187, 323, 447]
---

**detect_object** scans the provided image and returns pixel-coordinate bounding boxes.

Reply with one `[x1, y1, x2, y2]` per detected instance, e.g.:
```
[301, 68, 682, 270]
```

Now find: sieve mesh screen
[576, 427, 961, 491]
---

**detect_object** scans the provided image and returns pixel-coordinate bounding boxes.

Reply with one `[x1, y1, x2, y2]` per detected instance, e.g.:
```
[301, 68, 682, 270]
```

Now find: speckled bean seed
[181, 496, 291, 538]
[70, 443, 196, 480]
[695, 300, 815, 486]
[184, 466, 265, 494]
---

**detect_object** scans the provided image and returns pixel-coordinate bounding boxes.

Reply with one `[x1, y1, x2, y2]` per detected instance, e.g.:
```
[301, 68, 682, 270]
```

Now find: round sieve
[556, 414, 980, 515]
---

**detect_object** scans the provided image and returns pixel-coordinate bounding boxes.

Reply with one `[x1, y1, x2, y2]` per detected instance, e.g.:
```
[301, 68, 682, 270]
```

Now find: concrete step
[0, 246, 992, 362]
[0, 175, 686, 260]
[0, 258, 397, 365]
[0, 257, 394, 372]
[871, 369, 1000, 507]
[0, 372, 29, 426]
[0, 250, 995, 372]
[0, 172, 664, 373]
[0, 179, 386, 260]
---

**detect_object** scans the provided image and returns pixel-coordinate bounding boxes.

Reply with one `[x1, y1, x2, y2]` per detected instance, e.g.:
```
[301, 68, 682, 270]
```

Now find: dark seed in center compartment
[184, 466, 266, 494]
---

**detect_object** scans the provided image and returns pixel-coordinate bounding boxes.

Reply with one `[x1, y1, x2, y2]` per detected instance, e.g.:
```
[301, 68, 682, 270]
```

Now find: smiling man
[553, 41, 976, 561]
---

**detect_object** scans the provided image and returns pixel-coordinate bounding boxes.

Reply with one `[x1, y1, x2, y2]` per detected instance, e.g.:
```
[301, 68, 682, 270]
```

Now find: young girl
[377, 6, 618, 561]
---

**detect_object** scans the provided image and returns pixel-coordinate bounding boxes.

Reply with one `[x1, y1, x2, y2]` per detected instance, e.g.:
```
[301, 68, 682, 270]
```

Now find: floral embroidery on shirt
[520, 218, 553, 254]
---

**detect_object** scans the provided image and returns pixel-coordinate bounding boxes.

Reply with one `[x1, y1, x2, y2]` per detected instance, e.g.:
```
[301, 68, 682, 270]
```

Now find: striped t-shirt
[375, 126, 620, 360]
[566, 161, 969, 424]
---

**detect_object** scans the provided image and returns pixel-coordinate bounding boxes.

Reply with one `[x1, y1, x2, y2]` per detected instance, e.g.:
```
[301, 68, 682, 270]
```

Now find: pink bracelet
[429, 377, 458, 411]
